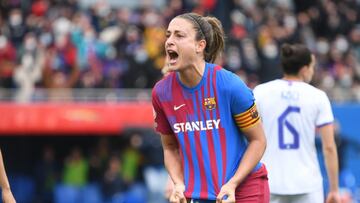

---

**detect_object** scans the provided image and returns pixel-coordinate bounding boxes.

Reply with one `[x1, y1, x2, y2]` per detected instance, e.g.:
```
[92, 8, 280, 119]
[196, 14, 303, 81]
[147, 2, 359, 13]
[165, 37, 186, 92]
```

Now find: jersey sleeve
[316, 91, 334, 127]
[229, 73, 260, 130]
[152, 88, 173, 135]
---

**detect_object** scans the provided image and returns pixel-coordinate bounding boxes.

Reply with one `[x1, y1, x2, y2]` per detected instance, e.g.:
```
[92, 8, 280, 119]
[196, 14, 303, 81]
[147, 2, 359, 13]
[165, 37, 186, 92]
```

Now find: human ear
[196, 39, 206, 53]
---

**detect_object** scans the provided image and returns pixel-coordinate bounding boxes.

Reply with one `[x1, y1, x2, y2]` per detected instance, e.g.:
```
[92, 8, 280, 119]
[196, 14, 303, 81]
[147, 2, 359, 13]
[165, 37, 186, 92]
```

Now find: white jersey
[253, 79, 334, 195]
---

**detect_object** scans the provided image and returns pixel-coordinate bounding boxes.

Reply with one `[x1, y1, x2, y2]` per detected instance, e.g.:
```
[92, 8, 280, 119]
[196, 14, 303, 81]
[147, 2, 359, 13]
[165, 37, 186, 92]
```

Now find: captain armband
[234, 104, 260, 130]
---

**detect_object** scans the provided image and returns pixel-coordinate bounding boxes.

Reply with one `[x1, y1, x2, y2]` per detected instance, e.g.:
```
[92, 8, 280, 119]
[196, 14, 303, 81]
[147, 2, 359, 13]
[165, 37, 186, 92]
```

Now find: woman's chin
[168, 64, 179, 71]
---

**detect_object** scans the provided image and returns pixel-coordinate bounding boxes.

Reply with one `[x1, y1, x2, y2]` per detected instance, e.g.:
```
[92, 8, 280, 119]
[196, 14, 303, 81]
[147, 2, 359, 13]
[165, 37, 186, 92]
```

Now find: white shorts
[270, 188, 324, 203]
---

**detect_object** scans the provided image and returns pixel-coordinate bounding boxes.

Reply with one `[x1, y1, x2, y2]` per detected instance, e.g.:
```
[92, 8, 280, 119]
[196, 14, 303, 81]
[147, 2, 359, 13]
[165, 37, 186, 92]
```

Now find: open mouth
[167, 50, 179, 65]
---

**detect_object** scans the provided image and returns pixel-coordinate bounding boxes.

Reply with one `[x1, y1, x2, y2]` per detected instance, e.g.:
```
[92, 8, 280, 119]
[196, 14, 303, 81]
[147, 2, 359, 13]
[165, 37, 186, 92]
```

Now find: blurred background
[0, 0, 359, 202]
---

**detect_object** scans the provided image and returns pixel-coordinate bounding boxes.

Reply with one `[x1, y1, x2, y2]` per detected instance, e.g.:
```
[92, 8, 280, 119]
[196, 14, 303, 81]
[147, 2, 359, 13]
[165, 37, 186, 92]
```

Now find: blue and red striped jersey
[152, 63, 261, 200]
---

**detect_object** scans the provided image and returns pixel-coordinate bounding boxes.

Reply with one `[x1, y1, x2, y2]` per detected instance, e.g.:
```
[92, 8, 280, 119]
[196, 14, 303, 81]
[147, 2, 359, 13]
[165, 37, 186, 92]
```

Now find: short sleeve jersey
[152, 63, 261, 200]
[253, 79, 334, 194]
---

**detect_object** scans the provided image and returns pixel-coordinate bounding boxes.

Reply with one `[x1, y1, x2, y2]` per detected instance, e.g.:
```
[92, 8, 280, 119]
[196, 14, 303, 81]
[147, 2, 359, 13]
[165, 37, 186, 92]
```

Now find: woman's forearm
[164, 148, 184, 186]
[228, 123, 266, 186]
[323, 141, 339, 192]
[0, 150, 11, 190]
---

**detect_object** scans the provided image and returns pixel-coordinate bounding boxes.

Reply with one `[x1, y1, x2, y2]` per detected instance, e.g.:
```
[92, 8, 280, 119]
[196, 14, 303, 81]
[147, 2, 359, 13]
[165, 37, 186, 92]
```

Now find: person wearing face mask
[253, 44, 341, 203]
[0, 35, 16, 88]
[8, 9, 26, 48]
[152, 12, 269, 203]
[14, 33, 45, 102]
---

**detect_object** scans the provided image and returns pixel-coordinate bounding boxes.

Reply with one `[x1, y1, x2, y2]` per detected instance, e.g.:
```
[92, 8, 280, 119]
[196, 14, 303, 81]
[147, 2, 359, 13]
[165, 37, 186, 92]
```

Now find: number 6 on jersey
[278, 106, 300, 149]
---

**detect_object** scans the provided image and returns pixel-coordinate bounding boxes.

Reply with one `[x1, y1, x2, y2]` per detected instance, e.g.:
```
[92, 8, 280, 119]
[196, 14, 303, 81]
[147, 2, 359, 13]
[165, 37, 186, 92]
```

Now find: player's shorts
[186, 164, 269, 203]
[270, 187, 324, 203]
[235, 164, 269, 203]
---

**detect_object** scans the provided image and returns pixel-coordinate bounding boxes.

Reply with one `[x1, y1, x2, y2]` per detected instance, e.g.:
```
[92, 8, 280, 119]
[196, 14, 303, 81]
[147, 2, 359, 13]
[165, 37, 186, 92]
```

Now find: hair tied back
[281, 44, 293, 57]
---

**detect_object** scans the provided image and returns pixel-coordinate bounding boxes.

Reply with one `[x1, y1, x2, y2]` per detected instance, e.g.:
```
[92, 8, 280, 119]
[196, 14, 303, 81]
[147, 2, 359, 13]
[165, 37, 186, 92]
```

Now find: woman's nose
[165, 36, 174, 47]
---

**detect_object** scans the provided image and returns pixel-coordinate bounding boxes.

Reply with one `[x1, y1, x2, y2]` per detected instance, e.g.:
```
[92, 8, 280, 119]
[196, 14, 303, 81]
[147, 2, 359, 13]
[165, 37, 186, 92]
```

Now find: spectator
[101, 155, 126, 200]
[88, 138, 110, 183]
[34, 146, 59, 203]
[0, 0, 359, 102]
[62, 147, 88, 187]
[121, 134, 143, 185]
[14, 32, 45, 102]
[0, 35, 16, 88]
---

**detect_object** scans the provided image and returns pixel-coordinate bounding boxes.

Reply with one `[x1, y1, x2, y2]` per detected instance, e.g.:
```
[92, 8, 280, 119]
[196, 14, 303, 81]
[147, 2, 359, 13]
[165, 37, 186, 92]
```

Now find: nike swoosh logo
[174, 104, 185, 111]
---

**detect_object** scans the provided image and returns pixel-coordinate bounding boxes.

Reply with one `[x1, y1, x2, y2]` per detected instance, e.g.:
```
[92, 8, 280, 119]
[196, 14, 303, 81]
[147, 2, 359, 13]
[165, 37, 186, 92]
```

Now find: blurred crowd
[0, 0, 360, 102]
[3, 131, 169, 203]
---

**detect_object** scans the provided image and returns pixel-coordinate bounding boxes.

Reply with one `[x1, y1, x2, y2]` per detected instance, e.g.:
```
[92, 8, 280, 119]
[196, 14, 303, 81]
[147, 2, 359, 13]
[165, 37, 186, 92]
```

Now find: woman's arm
[319, 124, 341, 203]
[228, 122, 266, 186]
[161, 134, 186, 203]
[217, 122, 266, 203]
[0, 150, 16, 203]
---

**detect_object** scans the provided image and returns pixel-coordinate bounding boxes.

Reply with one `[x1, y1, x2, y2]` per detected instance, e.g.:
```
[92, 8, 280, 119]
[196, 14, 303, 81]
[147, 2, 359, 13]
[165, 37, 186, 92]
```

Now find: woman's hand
[2, 188, 16, 203]
[169, 183, 186, 203]
[216, 181, 237, 203]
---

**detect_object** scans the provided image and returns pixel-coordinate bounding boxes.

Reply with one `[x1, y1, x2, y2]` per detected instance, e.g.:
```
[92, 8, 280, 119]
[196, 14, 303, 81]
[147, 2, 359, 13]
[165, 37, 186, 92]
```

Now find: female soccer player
[0, 149, 16, 203]
[253, 44, 340, 203]
[152, 13, 269, 203]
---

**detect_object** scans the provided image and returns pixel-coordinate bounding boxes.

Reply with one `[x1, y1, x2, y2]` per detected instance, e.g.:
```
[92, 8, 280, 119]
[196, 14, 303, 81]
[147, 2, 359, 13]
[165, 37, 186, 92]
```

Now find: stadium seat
[340, 168, 356, 189]
[54, 184, 81, 203]
[110, 193, 125, 203]
[10, 175, 35, 203]
[123, 183, 147, 203]
[80, 184, 103, 203]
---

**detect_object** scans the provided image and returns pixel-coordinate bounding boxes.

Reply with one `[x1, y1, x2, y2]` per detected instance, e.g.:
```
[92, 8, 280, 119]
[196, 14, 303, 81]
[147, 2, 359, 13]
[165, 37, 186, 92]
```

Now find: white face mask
[339, 73, 353, 88]
[22, 54, 34, 67]
[227, 46, 241, 70]
[135, 48, 148, 63]
[143, 12, 159, 27]
[334, 36, 349, 53]
[25, 37, 37, 51]
[263, 43, 278, 59]
[105, 47, 116, 60]
[10, 14, 22, 26]
[0, 35, 7, 49]
[84, 30, 95, 42]
[55, 35, 67, 48]
[316, 40, 329, 55]
[39, 33, 52, 47]
[96, 4, 110, 17]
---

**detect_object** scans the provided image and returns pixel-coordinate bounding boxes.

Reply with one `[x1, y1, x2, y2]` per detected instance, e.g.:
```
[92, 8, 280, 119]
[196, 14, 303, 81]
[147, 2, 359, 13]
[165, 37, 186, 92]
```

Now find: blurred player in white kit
[254, 43, 341, 203]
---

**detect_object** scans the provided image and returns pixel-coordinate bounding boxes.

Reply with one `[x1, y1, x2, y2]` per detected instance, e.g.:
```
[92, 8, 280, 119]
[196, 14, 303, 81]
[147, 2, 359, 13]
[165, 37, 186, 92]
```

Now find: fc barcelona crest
[204, 97, 216, 110]
[250, 108, 259, 119]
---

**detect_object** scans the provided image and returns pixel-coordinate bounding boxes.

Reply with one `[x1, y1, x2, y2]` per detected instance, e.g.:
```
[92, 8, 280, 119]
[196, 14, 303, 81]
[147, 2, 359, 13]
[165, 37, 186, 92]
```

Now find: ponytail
[204, 16, 225, 63]
[281, 43, 312, 75]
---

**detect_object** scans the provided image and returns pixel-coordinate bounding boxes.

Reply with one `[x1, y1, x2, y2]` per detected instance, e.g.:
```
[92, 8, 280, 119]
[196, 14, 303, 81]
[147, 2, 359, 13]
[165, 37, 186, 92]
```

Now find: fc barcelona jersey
[152, 63, 261, 200]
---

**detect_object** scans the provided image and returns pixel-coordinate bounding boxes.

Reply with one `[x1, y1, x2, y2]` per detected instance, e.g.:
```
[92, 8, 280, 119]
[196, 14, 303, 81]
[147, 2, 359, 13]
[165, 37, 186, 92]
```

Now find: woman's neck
[282, 74, 304, 82]
[178, 60, 206, 88]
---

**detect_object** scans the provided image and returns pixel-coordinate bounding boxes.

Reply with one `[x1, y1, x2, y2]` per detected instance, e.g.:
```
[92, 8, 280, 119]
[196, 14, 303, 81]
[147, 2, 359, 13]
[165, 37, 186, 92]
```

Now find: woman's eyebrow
[166, 29, 185, 34]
